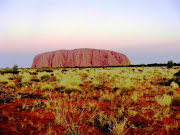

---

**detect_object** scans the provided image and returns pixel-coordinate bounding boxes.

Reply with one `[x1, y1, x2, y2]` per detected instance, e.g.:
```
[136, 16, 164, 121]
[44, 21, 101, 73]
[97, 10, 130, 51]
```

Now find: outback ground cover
[0, 66, 180, 135]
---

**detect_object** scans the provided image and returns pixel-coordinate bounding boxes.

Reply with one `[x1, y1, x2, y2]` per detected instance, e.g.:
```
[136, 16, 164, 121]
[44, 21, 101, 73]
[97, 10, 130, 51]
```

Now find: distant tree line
[1, 61, 179, 71]
[30, 61, 180, 69]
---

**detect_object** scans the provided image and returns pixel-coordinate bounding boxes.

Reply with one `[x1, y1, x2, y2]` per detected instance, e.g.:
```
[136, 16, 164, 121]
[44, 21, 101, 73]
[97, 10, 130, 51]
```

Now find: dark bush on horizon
[167, 60, 174, 68]
[13, 64, 18, 70]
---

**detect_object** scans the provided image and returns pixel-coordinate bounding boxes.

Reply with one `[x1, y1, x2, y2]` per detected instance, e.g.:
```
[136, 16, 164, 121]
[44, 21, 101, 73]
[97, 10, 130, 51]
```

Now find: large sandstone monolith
[32, 48, 131, 68]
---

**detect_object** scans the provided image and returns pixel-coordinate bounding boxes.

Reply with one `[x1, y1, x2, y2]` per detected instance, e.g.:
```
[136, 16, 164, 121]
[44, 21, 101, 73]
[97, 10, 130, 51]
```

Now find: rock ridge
[32, 48, 131, 68]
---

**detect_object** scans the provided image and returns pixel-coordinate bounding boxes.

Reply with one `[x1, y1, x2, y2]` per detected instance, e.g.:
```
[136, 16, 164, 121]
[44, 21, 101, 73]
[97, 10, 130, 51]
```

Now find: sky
[0, 0, 180, 68]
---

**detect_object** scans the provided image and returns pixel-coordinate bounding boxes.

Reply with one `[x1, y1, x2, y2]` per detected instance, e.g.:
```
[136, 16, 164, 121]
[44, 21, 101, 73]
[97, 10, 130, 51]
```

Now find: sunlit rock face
[32, 48, 131, 68]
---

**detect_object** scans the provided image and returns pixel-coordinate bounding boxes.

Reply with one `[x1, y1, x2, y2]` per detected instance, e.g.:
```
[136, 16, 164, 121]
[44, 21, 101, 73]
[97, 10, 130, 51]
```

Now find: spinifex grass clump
[37, 72, 51, 81]
[41, 83, 54, 91]
[6, 81, 16, 89]
[88, 71, 109, 90]
[55, 74, 83, 93]
[30, 76, 40, 82]
[170, 81, 179, 89]
[41, 74, 51, 81]
[36, 68, 54, 72]
[18, 72, 32, 87]
[155, 94, 172, 106]
[52, 99, 85, 134]
[114, 78, 136, 96]
[0, 74, 14, 84]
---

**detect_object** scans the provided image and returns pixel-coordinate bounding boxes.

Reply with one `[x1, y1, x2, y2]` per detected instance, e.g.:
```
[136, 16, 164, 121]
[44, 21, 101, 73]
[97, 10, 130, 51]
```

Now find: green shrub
[13, 64, 18, 70]
[167, 60, 174, 68]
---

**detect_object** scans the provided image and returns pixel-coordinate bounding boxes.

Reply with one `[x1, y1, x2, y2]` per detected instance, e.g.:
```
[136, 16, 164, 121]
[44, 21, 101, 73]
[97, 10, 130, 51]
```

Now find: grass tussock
[6, 81, 16, 89]
[170, 81, 179, 89]
[40, 84, 54, 91]
[55, 74, 83, 93]
[155, 94, 172, 106]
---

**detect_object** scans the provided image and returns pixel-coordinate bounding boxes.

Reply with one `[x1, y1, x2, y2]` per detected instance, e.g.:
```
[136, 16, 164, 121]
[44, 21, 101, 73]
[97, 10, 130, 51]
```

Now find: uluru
[32, 48, 131, 68]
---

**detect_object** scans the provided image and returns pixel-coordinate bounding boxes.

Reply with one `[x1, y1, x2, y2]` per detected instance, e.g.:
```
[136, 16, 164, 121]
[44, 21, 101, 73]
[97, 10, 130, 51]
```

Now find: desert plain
[0, 66, 179, 135]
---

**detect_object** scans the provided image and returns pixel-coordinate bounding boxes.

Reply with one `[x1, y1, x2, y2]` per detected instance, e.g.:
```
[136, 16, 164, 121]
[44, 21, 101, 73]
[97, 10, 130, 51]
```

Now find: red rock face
[32, 48, 131, 68]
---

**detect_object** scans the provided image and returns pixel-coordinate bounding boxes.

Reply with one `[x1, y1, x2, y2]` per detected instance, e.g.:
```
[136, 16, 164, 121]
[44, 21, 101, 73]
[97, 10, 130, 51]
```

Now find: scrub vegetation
[0, 66, 180, 134]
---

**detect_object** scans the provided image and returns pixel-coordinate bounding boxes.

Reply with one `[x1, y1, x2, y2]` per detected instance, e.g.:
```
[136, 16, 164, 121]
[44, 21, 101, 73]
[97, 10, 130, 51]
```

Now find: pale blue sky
[0, 0, 180, 68]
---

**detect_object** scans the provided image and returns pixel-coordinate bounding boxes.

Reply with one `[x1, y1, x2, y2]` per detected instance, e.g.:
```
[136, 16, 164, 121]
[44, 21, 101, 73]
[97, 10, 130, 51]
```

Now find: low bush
[167, 60, 174, 68]
[56, 84, 82, 93]
[13, 64, 18, 70]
